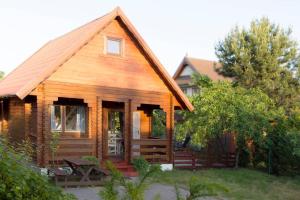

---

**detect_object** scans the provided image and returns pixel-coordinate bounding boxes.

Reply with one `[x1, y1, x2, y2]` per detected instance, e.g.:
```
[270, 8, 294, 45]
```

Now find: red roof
[0, 7, 193, 111]
[173, 57, 231, 81]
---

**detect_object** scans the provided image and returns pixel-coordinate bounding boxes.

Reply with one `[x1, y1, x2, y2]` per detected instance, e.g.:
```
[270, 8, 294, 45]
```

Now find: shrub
[0, 137, 76, 200]
[100, 158, 161, 200]
[81, 156, 100, 167]
[175, 176, 228, 200]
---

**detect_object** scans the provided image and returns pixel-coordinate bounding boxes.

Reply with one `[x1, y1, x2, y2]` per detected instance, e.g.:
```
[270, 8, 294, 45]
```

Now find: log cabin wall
[0, 99, 9, 135]
[7, 97, 25, 144]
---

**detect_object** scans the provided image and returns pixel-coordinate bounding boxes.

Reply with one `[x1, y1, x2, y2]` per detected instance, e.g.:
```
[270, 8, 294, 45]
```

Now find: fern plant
[100, 158, 161, 200]
[99, 160, 122, 200]
[175, 176, 228, 200]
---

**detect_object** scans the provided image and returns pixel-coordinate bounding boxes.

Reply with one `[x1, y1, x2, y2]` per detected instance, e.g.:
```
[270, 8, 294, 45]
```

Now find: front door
[102, 108, 125, 161]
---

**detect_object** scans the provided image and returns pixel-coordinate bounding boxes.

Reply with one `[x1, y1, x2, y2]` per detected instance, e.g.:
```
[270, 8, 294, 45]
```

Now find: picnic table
[64, 158, 98, 184]
[53, 158, 109, 187]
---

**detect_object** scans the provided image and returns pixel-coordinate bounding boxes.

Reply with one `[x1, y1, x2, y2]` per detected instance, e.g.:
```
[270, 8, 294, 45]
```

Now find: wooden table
[64, 158, 98, 186]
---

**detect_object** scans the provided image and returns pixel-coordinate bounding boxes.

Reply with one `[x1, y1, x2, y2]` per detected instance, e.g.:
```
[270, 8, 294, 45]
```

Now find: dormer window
[106, 37, 122, 56]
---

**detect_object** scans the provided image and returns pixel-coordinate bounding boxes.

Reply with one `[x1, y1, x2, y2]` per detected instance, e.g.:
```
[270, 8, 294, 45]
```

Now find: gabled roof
[173, 56, 230, 81]
[0, 7, 193, 111]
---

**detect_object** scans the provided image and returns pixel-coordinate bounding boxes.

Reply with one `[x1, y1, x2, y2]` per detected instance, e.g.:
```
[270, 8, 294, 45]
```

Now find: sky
[0, 0, 299, 76]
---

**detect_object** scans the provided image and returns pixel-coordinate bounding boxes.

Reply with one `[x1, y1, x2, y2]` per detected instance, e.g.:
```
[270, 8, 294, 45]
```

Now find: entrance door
[103, 108, 125, 161]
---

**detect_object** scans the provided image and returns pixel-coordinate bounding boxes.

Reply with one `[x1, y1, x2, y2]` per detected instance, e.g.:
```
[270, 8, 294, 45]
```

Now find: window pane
[51, 106, 62, 131]
[107, 38, 121, 55]
[65, 106, 86, 132]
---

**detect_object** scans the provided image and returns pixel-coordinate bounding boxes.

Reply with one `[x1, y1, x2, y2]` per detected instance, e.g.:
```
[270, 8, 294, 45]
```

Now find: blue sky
[0, 0, 299, 75]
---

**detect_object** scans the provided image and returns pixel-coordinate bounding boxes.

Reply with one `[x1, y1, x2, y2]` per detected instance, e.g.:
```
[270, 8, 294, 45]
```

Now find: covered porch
[32, 82, 176, 167]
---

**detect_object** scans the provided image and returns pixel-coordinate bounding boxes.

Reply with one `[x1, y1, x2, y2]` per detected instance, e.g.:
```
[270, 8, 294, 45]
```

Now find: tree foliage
[0, 137, 76, 200]
[177, 78, 283, 146]
[176, 75, 300, 173]
[0, 71, 4, 80]
[215, 17, 300, 111]
[152, 109, 166, 138]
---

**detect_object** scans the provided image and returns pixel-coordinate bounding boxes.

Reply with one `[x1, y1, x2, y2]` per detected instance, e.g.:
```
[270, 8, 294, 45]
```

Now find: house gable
[47, 19, 169, 93]
[178, 65, 195, 77]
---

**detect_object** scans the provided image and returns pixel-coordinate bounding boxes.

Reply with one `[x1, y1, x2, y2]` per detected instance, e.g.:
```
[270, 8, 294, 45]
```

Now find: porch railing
[131, 139, 169, 163]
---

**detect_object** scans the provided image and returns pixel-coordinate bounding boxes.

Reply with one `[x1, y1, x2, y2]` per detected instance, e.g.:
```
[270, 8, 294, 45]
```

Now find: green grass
[151, 168, 300, 200]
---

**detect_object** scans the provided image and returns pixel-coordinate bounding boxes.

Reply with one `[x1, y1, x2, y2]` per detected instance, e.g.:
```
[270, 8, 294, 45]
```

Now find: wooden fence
[173, 150, 236, 169]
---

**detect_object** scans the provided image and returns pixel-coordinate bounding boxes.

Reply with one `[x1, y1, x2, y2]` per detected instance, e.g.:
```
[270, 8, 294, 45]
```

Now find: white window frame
[105, 36, 123, 56]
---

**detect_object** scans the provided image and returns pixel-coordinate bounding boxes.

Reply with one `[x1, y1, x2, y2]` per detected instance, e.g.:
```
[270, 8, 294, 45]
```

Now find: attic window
[106, 37, 122, 55]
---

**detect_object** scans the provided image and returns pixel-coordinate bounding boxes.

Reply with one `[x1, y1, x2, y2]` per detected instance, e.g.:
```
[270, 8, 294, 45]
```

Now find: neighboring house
[173, 57, 236, 167]
[173, 56, 230, 96]
[0, 7, 193, 167]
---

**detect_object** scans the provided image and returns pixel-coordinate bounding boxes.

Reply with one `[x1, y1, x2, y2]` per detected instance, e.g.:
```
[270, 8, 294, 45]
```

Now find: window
[192, 87, 199, 95]
[65, 106, 86, 132]
[187, 88, 193, 96]
[51, 106, 62, 131]
[181, 87, 188, 94]
[106, 37, 122, 55]
[51, 105, 86, 133]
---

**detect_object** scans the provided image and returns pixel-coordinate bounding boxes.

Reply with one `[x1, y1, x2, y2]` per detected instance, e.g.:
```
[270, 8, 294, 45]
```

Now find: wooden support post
[36, 85, 44, 166]
[124, 100, 130, 164]
[170, 96, 175, 163]
[97, 97, 102, 160]
[43, 102, 50, 166]
[90, 101, 97, 157]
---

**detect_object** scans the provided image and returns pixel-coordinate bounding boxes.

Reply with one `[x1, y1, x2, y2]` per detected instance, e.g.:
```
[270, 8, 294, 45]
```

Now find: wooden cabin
[0, 7, 193, 167]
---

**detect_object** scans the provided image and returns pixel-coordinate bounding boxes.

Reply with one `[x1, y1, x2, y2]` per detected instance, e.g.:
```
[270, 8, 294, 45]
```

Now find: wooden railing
[131, 139, 169, 163]
[50, 138, 94, 164]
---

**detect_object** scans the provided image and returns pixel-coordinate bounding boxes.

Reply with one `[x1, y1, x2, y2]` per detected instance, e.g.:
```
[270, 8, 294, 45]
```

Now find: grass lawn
[151, 168, 300, 200]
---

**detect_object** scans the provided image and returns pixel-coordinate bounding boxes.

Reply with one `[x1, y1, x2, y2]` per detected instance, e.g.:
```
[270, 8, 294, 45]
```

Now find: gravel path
[65, 184, 187, 200]
[64, 183, 225, 200]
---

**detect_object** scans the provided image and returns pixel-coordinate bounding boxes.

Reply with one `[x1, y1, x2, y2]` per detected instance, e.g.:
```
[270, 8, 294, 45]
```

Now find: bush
[100, 158, 161, 200]
[0, 137, 76, 200]
[81, 156, 100, 167]
[175, 176, 228, 200]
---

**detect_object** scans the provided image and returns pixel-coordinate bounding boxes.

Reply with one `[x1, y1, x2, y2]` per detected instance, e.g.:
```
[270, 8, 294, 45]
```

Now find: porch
[29, 81, 176, 167]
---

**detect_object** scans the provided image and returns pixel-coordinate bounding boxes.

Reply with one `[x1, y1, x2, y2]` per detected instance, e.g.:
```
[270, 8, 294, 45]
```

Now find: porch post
[36, 86, 57, 167]
[126, 100, 139, 163]
[170, 96, 175, 163]
[162, 94, 174, 163]
[124, 100, 131, 164]
[89, 100, 98, 157]
[97, 97, 102, 160]
[36, 92, 43, 166]
[43, 100, 53, 166]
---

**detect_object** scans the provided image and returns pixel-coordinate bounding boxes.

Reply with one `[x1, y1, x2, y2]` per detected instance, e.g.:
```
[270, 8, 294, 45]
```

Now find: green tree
[176, 78, 286, 168]
[0, 71, 4, 80]
[215, 17, 300, 111]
